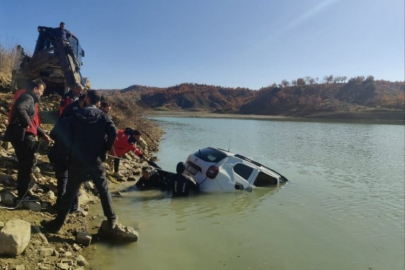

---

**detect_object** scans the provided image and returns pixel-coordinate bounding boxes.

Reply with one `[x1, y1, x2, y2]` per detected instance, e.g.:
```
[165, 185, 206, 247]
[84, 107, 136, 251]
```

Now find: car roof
[208, 147, 286, 179]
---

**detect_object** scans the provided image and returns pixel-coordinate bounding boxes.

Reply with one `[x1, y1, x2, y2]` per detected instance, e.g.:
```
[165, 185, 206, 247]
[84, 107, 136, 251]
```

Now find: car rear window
[193, 148, 227, 163]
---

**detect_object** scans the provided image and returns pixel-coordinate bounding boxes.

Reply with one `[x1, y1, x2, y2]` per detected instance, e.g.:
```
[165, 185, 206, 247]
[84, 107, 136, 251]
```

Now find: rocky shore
[0, 92, 162, 270]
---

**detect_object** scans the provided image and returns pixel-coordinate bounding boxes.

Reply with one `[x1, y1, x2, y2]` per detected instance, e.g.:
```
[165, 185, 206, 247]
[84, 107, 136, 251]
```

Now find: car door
[232, 163, 256, 190]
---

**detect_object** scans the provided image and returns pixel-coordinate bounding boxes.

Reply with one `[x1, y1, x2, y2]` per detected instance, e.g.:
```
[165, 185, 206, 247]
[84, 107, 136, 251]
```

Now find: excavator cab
[10, 26, 89, 96]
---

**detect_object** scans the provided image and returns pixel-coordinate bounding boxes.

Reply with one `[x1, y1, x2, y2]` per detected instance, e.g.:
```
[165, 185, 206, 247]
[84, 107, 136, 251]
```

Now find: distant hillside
[239, 78, 404, 118]
[102, 83, 256, 112]
[100, 78, 404, 120]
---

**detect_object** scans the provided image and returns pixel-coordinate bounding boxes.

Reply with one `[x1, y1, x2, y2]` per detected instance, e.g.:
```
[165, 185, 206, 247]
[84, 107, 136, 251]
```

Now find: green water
[87, 118, 405, 270]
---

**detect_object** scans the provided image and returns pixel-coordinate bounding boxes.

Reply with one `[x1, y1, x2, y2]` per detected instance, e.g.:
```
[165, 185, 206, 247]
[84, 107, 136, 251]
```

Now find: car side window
[233, 164, 253, 180]
[253, 172, 278, 186]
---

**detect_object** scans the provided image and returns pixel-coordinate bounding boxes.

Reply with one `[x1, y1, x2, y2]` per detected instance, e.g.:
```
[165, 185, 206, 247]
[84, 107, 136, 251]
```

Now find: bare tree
[281, 79, 290, 87]
[297, 78, 306, 86]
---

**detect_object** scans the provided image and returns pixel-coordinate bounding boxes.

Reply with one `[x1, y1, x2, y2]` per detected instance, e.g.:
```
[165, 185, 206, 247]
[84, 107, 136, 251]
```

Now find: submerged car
[184, 147, 288, 192]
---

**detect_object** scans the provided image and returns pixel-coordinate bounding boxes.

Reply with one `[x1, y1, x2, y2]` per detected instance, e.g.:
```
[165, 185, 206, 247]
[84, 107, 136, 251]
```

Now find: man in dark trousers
[48, 93, 86, 212]
[43, 90, 118, 233]
[4, 79, 50, 202]
[171, 162, 199, 197]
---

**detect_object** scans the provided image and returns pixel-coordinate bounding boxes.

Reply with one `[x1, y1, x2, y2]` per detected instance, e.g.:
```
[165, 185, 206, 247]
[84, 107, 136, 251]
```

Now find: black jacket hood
[74, 106, 104, 124]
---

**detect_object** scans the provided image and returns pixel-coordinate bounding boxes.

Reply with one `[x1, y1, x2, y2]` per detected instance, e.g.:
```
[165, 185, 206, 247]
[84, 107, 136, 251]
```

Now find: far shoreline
[146, 110, 405, 125]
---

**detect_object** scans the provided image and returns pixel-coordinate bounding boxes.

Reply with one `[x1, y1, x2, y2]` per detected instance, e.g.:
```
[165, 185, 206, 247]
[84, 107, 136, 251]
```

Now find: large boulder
[0, 219, 31, 256]
[98, 220, 139, 242]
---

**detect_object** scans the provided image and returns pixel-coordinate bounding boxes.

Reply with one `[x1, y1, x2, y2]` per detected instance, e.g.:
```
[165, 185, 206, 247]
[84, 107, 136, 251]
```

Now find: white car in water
[184, 147, 288, 192]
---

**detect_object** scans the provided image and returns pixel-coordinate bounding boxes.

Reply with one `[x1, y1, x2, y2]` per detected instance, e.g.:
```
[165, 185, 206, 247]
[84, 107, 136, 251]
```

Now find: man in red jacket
[4, 79, 50, 202]
[109, 129, 146, 178]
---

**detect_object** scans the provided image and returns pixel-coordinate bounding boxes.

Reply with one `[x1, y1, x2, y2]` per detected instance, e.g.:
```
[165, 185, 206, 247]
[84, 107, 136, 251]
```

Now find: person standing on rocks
[43, 90, 118, 233]
[48, 93, 87, 213]
[4, 79, 50, 202]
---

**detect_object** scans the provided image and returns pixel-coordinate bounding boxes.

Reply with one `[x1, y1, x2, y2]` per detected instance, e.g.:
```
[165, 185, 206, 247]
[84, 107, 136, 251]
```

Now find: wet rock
[98, 220, 139, 242]
[0, 219, 31, 256]
[75, 232, 92, 246]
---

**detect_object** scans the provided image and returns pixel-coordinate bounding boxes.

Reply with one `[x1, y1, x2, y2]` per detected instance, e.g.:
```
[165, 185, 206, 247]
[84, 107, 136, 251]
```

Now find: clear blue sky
[1, 0, 403, 90]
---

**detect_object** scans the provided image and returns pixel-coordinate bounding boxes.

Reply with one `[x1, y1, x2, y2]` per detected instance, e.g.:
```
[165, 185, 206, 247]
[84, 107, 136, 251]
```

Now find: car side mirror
[81, 49, 85, 57]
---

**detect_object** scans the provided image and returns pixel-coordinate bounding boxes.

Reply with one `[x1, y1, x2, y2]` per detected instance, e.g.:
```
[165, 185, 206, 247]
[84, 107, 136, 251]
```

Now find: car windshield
[193, 148, 227, 163]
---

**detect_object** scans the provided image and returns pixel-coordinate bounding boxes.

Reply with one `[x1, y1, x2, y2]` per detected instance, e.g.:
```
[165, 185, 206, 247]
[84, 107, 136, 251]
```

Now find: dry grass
[0, 43, 15, 76]
[104, 93, 163, 148]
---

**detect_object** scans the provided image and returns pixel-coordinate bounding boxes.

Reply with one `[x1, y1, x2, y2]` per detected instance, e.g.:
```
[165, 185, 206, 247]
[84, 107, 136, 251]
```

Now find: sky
[0, 0, 403, 90]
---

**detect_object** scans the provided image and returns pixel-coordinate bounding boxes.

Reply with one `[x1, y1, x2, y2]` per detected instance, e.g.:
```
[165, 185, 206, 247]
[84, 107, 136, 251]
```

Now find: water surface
[87, 117, 404, 270]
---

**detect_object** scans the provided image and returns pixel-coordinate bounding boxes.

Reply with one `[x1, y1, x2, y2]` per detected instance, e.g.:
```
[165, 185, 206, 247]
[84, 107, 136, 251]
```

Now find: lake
[86, 117, 405, 270]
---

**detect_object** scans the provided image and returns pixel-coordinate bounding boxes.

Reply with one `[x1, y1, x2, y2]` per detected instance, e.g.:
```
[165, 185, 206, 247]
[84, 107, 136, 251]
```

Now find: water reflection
[113, 186, 284, 232]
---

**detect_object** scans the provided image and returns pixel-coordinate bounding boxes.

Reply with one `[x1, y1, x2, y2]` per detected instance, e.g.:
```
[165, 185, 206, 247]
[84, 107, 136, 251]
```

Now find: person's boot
[41, 220, 62, 234]
[108, 216, 118, 230]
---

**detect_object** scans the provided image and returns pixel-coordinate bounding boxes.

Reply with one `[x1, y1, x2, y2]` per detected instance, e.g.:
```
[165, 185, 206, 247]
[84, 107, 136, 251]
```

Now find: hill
[100, 78, 404, 121]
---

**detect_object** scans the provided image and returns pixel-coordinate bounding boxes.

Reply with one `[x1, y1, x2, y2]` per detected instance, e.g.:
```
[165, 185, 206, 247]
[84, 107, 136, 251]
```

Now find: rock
[56, 263, 69, 270]
[76, 255, 89, 267]
[60, 258, 73, 265]
[73, 243, 81, 251]
[14, 264, 25, 270]
[98, 220, 139, 242]
[45, 190, 55, 200]
[0, 222, 4, 228]
[23, 201, 42, 212]
[78, 190, 94, 205]
[1, 191, 17, 206]
[38, 248, 54, 256]
[75, 232, 92, 246]
[84, 181, 94, 190]
[32, 166, 41, 174]
[2, 141, 12, 150]
[0, 219, 31, 256]
[38, 233, 48, 244]
[63, 251, 72, 257]
[127, 175, 137, 181]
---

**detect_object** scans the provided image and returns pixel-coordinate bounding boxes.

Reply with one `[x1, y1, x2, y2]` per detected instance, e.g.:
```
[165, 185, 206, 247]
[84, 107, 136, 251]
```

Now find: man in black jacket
[4, 79, 50, 201]
[43, 90, 118, 233]
[49, 93, 86, 212]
